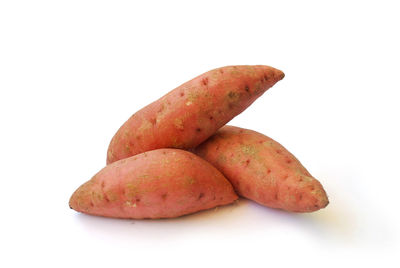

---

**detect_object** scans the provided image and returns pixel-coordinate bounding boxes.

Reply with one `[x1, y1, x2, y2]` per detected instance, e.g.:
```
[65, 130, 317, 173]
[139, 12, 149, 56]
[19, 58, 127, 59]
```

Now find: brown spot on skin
[298, 178, 303, 182]
[104, 195, 110, 202]
[276, 150, 281, 154]
[258, 140, 263, 144]
[209, 116, 214, 120]
[267, 169, 271, 174]
[283, 175, 289, 180]
[310, 186, 315, 191]
[180, 92, 184, 97]
[264, 75, 269, 81]
[274, 193, 278, 200]
[161, 194, 167, 200]
[245, 159, 250, 166]
[286, 159, 292, 164]
[101, 181, 105, 189]
[136, 198, 141, 202]
[201, 77, 208, 86]
[299, 194, 303, 200]
[162, 151, 167, 155]
[245, 85, 250, 92]
[219, 69, 224, 74]
[198, 193, 205, 199]
[150, 117, 156, 125]
[125, 145, 131, 153]
[196, 128, 201, 132]
[136, 135, 141, 140]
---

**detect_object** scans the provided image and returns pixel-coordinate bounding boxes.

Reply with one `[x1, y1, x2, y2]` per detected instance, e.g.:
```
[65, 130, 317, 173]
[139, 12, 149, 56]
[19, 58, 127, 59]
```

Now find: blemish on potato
[149, 117, 157, 125]
[125, 201, 137, 208]
[125, 183, 139, 198]
[105, 191, 118, 202]
[187, 91, 199, 102]
[124, 144, 131, 153]
[174, 118, 184, 130]
[138, 119, 153, 132]
[241, 145, 258, 156]
[185, 176, 195, 185]
[217, 154, 227, 163]
[157, 104, 165, 113]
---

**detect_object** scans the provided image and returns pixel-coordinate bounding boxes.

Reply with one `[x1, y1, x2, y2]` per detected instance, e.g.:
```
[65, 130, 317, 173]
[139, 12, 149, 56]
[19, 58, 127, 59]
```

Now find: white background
[1, 0, 399, 267]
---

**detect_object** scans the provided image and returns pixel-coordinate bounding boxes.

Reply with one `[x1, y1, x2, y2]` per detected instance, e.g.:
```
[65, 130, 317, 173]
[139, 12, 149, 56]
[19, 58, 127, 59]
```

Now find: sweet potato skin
[194, 126, 329, 212]
[69, 149, 238, 219]
[107, 65, 284, 164]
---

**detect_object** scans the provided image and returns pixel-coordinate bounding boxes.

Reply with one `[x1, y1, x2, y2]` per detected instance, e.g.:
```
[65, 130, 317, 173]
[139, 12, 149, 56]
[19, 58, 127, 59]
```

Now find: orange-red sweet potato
[70, 149, 238, 219]
[107, 65, 284, 164]
[194, 126, 329, 212]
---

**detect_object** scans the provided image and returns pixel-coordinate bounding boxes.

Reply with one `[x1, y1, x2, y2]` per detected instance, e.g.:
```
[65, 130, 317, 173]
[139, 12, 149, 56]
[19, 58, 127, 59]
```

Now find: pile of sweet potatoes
[70, 65, 329, 219]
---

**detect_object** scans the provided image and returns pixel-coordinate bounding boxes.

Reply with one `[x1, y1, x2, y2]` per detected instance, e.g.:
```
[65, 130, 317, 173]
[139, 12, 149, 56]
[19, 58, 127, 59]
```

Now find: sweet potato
[107, 65, 284, 164]
[194, 126, 329, 212]
[69, 149, 238, 219]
